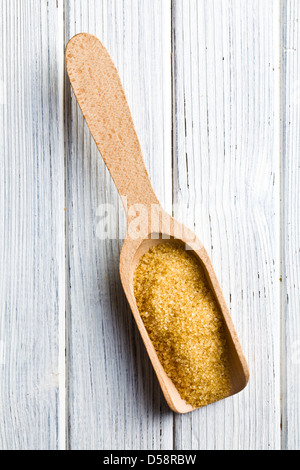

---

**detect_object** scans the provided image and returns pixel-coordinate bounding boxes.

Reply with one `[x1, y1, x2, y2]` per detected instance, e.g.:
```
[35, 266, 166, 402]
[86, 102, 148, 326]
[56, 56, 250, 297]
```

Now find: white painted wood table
[0, 0, 299, 450]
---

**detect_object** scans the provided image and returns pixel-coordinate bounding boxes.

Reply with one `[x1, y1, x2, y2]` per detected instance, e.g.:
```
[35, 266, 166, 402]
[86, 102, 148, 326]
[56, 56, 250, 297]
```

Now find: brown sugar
[133, 241, 231, 408]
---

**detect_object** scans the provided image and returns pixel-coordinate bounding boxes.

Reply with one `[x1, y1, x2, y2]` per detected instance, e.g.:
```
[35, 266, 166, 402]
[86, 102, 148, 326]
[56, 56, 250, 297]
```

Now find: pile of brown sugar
[133, 241, 231, 408]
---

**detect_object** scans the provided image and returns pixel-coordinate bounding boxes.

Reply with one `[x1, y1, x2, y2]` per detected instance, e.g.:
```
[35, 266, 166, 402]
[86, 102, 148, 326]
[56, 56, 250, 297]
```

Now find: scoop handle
[66, 33, 159, 212]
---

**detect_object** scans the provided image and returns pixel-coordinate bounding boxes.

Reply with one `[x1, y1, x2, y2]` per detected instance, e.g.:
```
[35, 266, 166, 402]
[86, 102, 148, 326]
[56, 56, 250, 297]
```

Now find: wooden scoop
[66, 33, 249, 413]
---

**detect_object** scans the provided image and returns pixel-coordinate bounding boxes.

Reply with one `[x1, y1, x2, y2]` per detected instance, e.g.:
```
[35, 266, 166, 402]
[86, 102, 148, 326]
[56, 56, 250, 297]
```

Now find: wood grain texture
[281, 0, 300, 451]
[172, 0, 281, 449]
[0, 0, 65, 449]
[1, 0, 300, 450]
[64, 0, 173, 450]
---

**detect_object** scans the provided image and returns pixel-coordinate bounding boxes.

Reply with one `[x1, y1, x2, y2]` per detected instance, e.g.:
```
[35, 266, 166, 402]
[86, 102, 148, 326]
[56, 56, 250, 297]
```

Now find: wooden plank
[172, 0, 281, 449]
[64, 0, 173, 449]
[0, 0, 65, 449]
[2, 0, 298, 451]
[281, 0, 300, 451]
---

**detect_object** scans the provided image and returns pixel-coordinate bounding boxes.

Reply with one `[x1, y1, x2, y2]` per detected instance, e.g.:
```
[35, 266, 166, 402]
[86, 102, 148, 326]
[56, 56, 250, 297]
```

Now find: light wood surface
[0, 0, 299, 450]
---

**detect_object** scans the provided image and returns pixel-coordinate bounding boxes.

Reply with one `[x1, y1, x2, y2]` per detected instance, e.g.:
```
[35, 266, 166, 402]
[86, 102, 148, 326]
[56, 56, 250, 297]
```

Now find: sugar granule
[133, 242, 231, 408]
